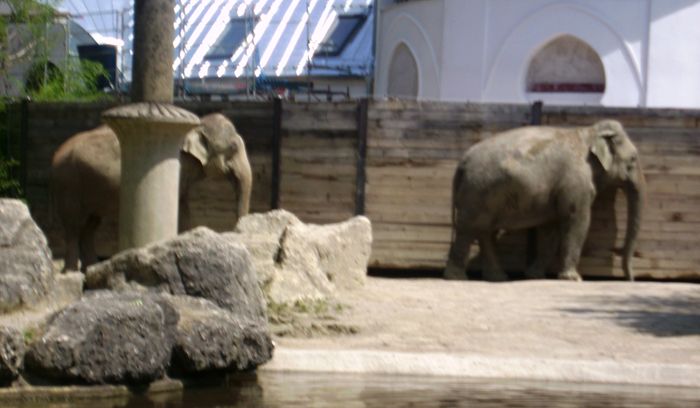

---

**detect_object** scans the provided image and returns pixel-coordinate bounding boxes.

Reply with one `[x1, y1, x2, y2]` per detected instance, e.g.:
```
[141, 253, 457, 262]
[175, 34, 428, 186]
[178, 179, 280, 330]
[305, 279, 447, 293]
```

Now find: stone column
[131, 0, 175, 103]
[103, 103, 200, 250]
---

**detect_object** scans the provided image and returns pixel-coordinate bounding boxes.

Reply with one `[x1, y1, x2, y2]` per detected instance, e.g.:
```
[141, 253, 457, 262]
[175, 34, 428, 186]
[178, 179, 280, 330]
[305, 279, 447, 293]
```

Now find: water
[6, 372, 700, 408]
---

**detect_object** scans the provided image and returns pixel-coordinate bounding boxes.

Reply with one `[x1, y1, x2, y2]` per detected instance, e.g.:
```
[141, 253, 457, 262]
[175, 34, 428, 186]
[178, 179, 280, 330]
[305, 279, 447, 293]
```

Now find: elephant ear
[590, 122, 616, 172]
[182, 127, 210, 167]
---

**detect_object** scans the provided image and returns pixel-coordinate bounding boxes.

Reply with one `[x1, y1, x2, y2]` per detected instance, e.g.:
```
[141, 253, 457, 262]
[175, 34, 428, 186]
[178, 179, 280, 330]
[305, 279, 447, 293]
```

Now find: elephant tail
[450, 164, 465, 244]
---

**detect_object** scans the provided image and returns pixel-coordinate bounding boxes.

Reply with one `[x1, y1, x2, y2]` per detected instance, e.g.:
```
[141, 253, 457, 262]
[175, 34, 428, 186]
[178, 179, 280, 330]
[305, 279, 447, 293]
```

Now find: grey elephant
[51, 113, 252, 272]
[444, 120, 644, 282]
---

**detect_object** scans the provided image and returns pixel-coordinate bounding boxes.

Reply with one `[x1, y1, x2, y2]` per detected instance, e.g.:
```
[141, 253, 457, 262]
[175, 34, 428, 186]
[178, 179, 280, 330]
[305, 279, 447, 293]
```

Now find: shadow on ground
[561, 293, 700, 337]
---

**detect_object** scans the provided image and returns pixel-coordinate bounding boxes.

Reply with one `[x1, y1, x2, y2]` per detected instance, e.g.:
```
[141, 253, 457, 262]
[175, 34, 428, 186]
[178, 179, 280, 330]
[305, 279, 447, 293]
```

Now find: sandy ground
[263, 277, 700, 386]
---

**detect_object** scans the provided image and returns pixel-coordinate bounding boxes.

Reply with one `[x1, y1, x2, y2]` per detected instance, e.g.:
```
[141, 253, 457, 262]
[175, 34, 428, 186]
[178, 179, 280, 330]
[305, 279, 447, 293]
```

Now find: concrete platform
[261, 277, 700, 388]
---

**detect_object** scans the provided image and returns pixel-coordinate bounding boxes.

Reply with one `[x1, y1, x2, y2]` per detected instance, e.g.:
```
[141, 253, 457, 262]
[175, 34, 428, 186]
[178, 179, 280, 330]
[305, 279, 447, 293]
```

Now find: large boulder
[0, 326, 24, 385]
[298, 216, 372, 291]
[25, 291, 174, 384]
[225, 210, 372, 305]
[165, 295, 273, 375]
[85, 227, 266, 323]
[0, 199, 55, 313]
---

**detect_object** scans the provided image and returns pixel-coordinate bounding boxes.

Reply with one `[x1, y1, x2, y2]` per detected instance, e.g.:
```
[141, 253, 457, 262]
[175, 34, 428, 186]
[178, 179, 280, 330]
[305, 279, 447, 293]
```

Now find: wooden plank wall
[542, 107, 700, 280]
[20, 99, 700, 279]
[365, 100, 700, 280]
[279, 101, 359, 224]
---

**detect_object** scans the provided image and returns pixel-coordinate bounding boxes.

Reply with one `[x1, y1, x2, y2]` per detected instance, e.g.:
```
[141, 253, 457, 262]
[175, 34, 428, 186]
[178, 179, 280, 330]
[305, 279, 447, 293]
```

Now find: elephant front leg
[556, 209, 591, 282]
[444, 227, 471, 280]
[178, 194, 191, 233]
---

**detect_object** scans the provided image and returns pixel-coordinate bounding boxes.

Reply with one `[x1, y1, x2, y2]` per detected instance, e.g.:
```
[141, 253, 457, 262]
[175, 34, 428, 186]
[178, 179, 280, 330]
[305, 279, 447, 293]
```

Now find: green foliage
[29, 57, 111, 101]
[0, 1, 113, 199]
[0, 101, 22, 198]
[23, 327, 36, 344]
[0, 1, 59, 83]
[0, 0, 111, 101]
[0, 155, 21, 198]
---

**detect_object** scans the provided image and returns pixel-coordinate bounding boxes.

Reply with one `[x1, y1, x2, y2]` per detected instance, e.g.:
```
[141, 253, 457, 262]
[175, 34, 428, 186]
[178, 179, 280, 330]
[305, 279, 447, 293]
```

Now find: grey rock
[25, 291, 173, 384]
[234, 209, 302, 238]
[293, 215, 372, 291]
[0, 199, 55, 313]
[226, 210, 372, 305]
[165, 295, 273, 374]
[85, 227, 266, 323]
[0, 326, 24, 385]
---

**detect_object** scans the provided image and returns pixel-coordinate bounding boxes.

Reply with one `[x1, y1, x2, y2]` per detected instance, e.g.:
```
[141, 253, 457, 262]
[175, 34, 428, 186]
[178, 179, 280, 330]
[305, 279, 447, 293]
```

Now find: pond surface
[7, 371, 700, 408]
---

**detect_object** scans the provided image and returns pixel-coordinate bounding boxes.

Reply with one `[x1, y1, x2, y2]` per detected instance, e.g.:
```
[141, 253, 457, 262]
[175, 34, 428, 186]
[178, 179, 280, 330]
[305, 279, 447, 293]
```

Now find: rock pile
[0, 200, 273, 386]
[0, 201, 372, 388]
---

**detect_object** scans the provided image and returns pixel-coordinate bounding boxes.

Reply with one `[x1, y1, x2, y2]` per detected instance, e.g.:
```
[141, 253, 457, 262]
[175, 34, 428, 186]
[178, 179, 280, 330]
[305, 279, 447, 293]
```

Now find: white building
[375, 0, 700, 108]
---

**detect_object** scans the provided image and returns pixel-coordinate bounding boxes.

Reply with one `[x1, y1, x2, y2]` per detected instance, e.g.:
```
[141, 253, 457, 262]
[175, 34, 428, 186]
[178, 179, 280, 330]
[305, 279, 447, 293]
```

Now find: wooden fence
[17, 98, 700, 280]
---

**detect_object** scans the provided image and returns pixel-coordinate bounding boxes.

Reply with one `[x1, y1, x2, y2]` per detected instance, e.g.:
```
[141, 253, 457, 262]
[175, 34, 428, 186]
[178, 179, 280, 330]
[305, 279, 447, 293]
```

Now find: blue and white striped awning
[60, 0, 374, 81]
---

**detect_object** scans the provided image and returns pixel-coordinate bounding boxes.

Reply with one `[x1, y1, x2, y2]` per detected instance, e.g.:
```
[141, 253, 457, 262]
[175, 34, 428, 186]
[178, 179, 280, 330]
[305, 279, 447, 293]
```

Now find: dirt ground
[265, 276, 700, 385]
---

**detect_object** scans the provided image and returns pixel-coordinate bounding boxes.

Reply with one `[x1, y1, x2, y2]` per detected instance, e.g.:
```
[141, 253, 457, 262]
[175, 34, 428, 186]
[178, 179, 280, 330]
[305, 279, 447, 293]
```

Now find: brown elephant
[51, 113, 252, 272]
[444, 120, 644, 282]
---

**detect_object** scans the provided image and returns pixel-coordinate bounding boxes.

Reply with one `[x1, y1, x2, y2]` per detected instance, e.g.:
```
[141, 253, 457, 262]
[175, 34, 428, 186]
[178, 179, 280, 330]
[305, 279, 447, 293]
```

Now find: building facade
[375, 0, 700, 108]
[60, 0, 376, 100]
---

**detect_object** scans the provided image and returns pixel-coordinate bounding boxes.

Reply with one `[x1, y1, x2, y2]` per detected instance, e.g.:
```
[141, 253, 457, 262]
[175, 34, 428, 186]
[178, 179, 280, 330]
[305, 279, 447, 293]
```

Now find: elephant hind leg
[479, 232, 509, 282]
[525, 223, 559, 279]
[444, 227, 473, 280]
[78, 215, 101, 271]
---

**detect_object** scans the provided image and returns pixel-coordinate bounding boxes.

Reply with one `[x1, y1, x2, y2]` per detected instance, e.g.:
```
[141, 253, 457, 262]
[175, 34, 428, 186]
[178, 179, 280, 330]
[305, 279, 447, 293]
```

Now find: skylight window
[205, 19, 250, 60]
[318, 14, 366, 56]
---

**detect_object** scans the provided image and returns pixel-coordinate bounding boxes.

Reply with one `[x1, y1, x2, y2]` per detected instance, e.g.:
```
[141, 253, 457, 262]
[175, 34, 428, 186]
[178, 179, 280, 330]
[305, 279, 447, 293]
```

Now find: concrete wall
[376, 0, 700, 108]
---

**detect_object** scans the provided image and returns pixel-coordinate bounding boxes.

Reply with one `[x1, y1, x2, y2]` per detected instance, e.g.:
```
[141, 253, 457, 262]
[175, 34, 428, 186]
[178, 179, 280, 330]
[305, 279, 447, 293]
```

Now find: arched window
[526, 35, 605, 97]
[387, 43, 418, 98]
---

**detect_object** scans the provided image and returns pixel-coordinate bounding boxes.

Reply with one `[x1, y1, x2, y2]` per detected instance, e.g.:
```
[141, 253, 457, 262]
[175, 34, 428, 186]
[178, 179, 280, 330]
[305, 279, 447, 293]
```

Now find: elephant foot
[557, 270, 583, 282]
[483, 271, 509, 282]
[443, 264, 468, 280]
[524, 267, 546, 280]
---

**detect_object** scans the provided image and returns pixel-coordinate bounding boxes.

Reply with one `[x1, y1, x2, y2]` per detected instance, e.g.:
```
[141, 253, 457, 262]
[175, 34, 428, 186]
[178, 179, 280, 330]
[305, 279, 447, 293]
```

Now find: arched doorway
[387, 43, 418, 98]
[526, 35, 605, 104]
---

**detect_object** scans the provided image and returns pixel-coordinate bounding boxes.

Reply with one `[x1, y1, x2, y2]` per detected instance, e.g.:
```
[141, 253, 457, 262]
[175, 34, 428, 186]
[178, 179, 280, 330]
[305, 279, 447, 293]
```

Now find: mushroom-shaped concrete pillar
[102, 103, 200, 251]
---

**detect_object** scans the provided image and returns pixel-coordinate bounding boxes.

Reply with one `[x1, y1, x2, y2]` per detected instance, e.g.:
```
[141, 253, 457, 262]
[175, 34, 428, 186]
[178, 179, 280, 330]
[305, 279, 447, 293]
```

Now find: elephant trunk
[228, 160, 252, 219]
[621, 163, 645, 281]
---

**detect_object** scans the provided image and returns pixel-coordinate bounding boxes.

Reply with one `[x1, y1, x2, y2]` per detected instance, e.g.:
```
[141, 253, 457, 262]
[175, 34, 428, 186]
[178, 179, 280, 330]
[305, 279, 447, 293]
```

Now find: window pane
[319, 15, 365, 56]
[206, 19, 247, 60]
